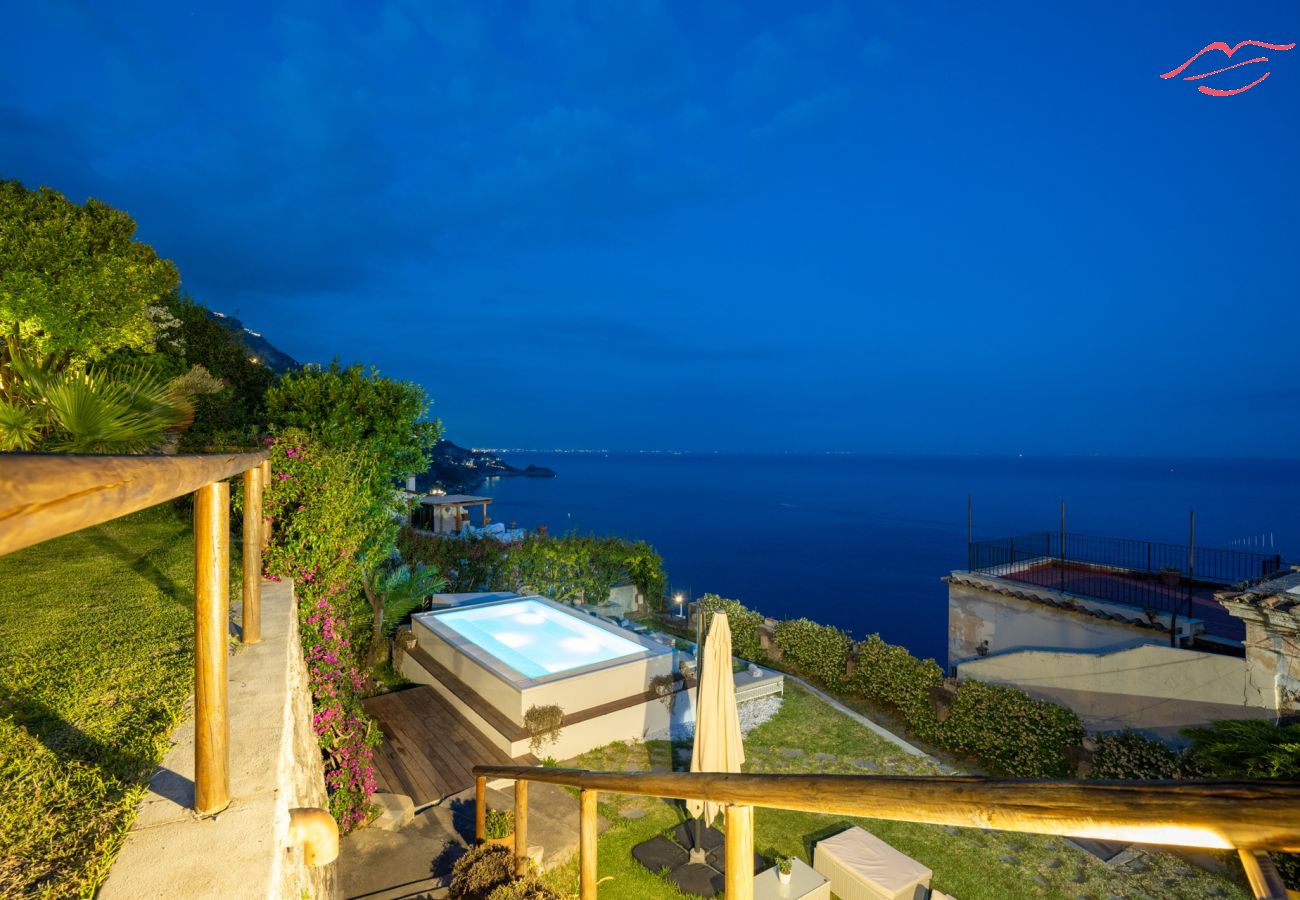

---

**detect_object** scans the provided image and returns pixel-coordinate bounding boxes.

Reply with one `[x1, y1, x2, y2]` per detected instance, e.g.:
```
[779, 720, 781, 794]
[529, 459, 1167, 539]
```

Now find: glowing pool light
[432, 598, 648, 679]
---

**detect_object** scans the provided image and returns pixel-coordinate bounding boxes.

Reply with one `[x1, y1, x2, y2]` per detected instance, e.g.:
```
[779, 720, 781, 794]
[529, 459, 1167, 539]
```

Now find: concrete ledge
[101, 580, 338, 899]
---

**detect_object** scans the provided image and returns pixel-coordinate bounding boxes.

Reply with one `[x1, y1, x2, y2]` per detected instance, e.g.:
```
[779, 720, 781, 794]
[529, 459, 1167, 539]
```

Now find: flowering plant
[262, 430, 390, 832]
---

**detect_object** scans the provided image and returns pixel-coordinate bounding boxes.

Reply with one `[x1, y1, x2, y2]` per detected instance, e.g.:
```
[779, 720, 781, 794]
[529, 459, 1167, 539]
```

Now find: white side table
[754, 858, 830, 900]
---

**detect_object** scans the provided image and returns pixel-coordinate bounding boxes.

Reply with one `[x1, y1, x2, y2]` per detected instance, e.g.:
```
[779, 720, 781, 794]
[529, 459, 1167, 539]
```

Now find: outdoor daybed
[812, 826, 932, 900]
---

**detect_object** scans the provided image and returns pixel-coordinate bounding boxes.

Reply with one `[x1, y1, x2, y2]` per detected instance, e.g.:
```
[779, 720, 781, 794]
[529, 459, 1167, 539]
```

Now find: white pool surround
[407, 596, 674, 756]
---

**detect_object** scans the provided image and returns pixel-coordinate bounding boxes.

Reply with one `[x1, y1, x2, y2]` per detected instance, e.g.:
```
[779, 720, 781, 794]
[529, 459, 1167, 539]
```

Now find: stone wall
[101, 580, 338, 899]
[957, 643, 1272, 740]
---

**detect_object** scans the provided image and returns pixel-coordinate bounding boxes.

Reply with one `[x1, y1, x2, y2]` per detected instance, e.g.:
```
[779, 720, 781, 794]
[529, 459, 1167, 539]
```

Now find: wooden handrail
[472, 766, 1300, 852]
[0, 450, 269, 556]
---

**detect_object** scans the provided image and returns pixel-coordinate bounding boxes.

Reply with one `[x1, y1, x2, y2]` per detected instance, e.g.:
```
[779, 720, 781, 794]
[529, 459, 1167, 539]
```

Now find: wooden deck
[363, 686, 536, 805]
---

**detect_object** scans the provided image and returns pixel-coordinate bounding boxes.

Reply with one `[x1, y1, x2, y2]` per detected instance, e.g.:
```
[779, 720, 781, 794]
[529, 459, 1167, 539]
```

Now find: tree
[0, 180, 180, 370]
[159, 296, 277, 451]
[266, 360, 440, 488]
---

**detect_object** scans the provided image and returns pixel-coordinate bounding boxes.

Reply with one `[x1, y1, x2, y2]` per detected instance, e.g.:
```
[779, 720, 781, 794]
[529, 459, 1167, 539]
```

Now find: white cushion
[815, 826, 931, 895]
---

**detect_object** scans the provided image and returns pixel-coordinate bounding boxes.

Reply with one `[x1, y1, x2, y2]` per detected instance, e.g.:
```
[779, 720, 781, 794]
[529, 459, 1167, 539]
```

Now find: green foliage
[937, 680, 1084, 777]
[524, 704, 565, 757]
[1090, 730, 1204, 780]
[0, 180, 179, 364]
[0, 337, 217, 452]
[1187, 720, 1300, 890]
[1185, 719, 1300, 779]
[694, 594, 765, 661]
[399, 531, 512, 593]
[773, 618, 853, 689]
[396, 530, 667, 609]
[376, 563, 446, 637]
[484, 808, 515, 840]
[162, 297, 276, 451]
[266, 360, 439, 488]
[487, 877, 561, 899]
[261, 433, 388, 831]
[851, 634, 945, 732]
[451, 843, 516, 898]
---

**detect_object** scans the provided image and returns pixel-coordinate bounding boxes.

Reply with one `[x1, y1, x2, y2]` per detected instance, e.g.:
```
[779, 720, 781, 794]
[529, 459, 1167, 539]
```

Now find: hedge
[936, 680, 1084, 777]
[1090, 730, 1203, 780]
[694, 594, 765, 661]
[773, 618, 854, 690]
[398, 529, 666, 609]
[851, 633, 945, 736]
[685, 595, 1086, 778]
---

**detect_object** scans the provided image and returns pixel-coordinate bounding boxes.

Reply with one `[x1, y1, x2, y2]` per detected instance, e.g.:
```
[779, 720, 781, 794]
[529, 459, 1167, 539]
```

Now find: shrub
[773, 618, 853, 689]
[487, 878, 562, 899]
[451, 843, 516, 899]
[484, 807, 514, 840]
[397, 529, 667, 608]
[1090, 730, 1203, 780]
[1184, 719, 1300, 779]
[1184, 719, 1300, 889]
[695, 594, 764, 661]
[650, 673, 677, 713]
[851, 634, 944, 735]
[523, 704, 565, 757]
[262, 433, 384, 832]
[398, 530, 512, 593]
[938, 681, 1084, 777]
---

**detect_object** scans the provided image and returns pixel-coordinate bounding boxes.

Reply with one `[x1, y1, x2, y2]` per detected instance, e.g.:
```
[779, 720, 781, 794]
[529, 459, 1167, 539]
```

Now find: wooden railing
[1, 451, 270, 815]
[473, 765, 1300, 900]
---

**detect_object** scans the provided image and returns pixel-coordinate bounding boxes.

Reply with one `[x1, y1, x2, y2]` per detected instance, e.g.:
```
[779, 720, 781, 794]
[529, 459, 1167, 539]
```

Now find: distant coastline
[418, 438, 556, 494]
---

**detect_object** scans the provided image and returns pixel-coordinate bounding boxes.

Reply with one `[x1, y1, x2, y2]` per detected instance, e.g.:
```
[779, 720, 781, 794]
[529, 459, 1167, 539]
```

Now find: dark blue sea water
[482, 454, 1299, 661]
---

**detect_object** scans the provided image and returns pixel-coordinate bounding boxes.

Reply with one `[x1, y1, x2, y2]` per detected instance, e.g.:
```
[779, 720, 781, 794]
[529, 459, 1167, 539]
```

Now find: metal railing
[968, 531, 1284, 639]
[474, 764, 1300, 899]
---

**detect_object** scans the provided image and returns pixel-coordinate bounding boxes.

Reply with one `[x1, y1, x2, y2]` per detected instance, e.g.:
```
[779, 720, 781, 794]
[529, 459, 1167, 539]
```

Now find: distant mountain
[414, 438, 556, 494]
[207, 310, 300, 374]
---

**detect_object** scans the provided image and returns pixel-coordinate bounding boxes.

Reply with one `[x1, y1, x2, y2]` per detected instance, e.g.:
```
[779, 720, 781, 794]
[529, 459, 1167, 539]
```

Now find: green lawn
[541, 683, 1248, 899]
[0, 505, 241, 899]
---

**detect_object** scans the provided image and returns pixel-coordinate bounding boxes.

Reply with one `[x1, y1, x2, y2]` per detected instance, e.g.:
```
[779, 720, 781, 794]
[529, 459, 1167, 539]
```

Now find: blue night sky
[2, 1, 1297, 455]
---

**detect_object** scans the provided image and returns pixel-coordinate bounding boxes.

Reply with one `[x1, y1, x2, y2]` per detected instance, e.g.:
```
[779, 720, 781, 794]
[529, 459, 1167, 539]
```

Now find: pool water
[432, 598, 648, 678]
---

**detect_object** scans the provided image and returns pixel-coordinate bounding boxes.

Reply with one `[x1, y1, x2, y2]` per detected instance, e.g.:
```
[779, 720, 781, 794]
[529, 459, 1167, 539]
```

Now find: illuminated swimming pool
[431, 597, 650, 679]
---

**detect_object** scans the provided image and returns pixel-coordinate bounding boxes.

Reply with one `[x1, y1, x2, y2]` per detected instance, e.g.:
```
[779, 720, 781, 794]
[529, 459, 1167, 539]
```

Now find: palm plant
[0, 337, 219, 452]
[361, 561, 447, 666]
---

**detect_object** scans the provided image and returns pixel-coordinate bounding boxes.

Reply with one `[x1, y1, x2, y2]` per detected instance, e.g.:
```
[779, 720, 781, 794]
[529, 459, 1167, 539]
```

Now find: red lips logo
[1160, 40, 1295, 95]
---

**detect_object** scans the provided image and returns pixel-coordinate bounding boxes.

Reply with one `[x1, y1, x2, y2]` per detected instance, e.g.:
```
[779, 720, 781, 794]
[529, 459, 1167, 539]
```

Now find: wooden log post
[1239, 849, 1288, 899]
[194, 480, 231, 815]
[514, 778, 529, 875]
[725, 804, 755, 900]
[475, 776, 487, 842]
[260, 459, 272, 551]
[579, 789, 598, 900]
[241, 465, 263, 645]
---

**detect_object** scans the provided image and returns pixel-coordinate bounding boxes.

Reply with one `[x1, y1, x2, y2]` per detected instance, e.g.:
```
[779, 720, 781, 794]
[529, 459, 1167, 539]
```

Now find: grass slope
[0, 505, 240, 898]
[542, 683, 1248, 899]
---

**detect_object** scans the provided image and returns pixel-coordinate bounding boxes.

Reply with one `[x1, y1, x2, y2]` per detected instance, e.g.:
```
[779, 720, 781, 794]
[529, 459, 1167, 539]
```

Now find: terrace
[967, 530, 1285, 645]
[5, 454, 1300, 900]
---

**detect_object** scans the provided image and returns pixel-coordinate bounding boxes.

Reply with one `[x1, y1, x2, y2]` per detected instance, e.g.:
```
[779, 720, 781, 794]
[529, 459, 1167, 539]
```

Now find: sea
[479, 453, 1299, 662]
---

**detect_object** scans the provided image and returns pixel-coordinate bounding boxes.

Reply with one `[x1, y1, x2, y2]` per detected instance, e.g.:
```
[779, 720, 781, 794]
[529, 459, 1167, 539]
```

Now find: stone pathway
[339, 783, 609, 900]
